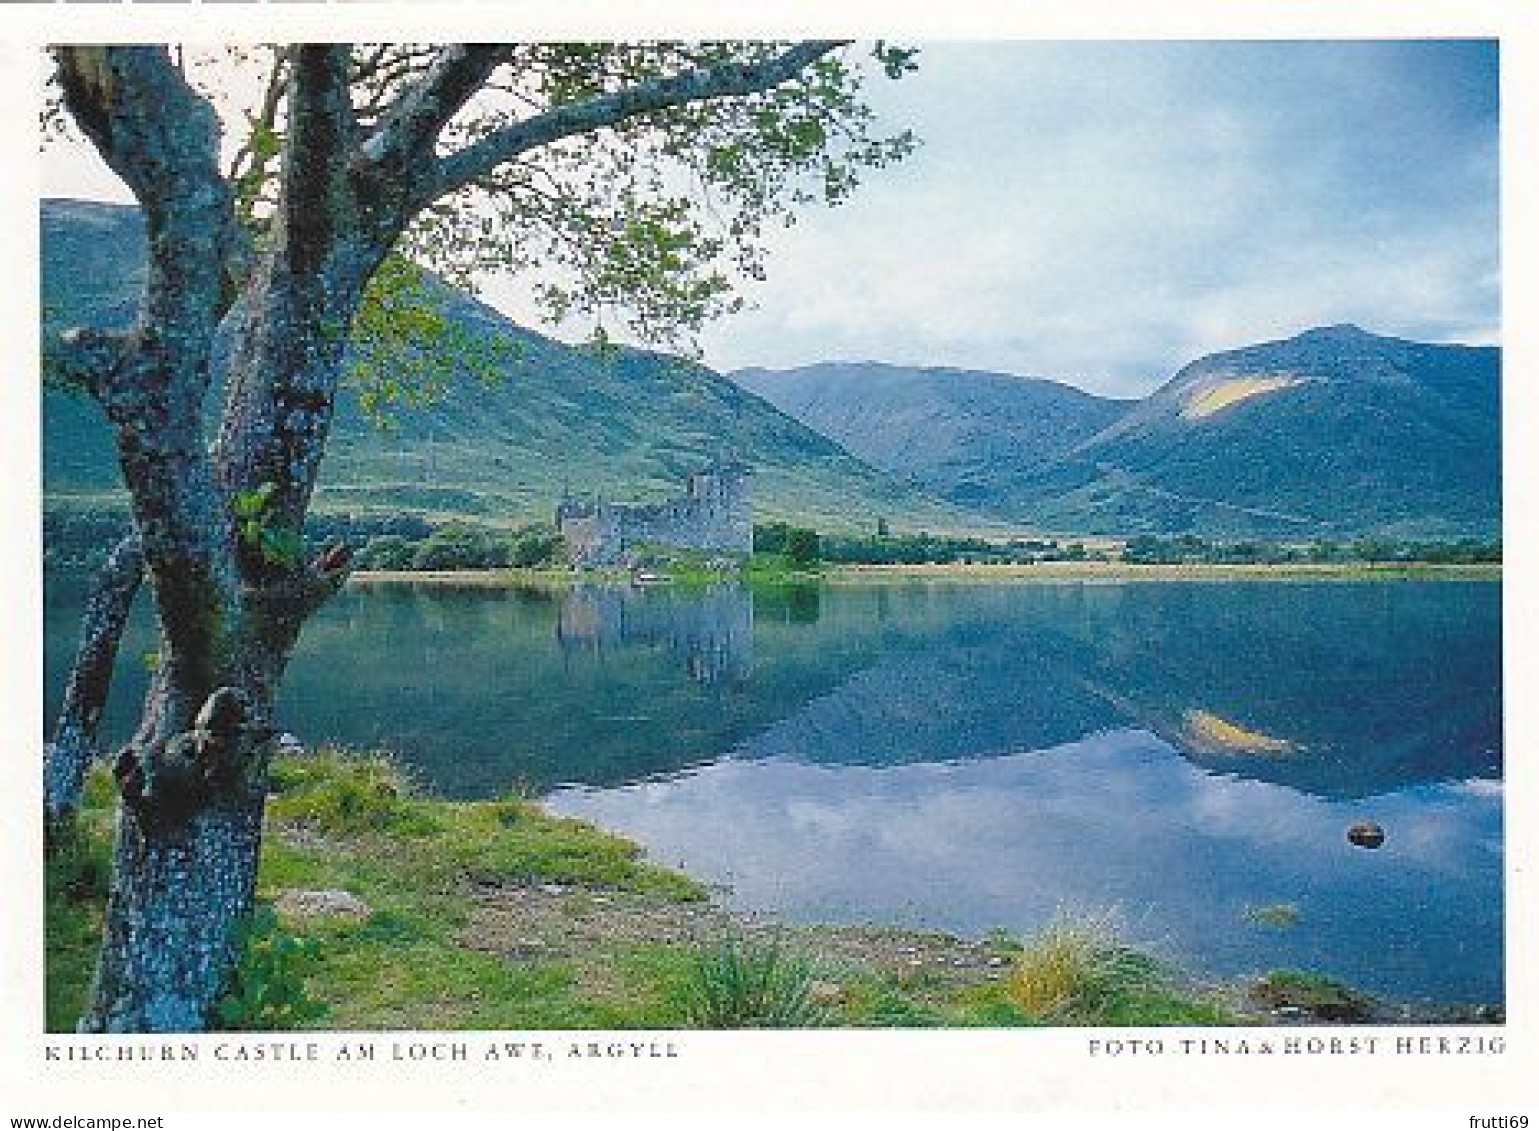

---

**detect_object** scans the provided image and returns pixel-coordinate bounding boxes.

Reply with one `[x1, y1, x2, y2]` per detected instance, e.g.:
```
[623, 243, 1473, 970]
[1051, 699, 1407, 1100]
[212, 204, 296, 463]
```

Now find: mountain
[739, 327, 1500, 538]
[732, 361, 1131, 512]
[1019, 324, 1500, 537]
[41, 199, 976, 532]
[43, 199, 1500, 540]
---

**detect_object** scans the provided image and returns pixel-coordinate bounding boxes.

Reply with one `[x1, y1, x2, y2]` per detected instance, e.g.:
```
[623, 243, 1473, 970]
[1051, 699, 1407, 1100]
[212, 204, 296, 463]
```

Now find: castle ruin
[556, 458, 752, 567]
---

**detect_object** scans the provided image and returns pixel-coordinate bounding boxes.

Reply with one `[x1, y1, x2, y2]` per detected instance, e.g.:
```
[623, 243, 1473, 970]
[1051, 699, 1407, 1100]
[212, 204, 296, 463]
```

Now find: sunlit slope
[1014, 325, 1499, 537]
[738, 326, 1498, 538]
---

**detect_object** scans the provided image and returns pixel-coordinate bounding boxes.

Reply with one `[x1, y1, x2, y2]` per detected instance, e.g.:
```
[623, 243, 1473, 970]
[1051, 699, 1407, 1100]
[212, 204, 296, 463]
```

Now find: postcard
[1, 0, 1535, 1124]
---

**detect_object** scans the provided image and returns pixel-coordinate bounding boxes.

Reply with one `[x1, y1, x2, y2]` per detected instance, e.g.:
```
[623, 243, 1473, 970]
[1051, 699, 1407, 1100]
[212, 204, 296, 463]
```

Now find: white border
[2, 1, 1535, 1121]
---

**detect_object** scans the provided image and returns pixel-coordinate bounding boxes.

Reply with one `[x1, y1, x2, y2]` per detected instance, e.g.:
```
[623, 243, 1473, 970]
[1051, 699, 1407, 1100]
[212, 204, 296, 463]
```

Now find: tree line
[755, 522, 1101, 565]
[45, 504, 564, 573]
[1121, 534, 1501, 565]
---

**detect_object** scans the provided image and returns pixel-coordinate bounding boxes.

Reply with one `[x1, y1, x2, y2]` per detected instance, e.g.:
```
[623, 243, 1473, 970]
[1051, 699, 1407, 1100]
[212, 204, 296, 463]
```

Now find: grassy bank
[48, 751, 1268, 1032]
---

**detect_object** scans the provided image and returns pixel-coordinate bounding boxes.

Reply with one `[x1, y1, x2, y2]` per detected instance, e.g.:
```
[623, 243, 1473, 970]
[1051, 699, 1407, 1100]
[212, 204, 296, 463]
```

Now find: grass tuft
[1004, 911, 1227, 1025]
[267, 748, 439, 838]
[675, 937, 827, 1029]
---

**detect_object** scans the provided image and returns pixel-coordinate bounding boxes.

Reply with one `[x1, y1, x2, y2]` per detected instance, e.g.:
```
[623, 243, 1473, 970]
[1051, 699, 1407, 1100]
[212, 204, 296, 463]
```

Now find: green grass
[268, 749, 440, 838]
[50, 753, 1246, 1031]
[44, 811, 113, 1032]
[1000, 913, 1235, 1026]
[672, 937, 827, 1029]
[254, 749, 706, 1029]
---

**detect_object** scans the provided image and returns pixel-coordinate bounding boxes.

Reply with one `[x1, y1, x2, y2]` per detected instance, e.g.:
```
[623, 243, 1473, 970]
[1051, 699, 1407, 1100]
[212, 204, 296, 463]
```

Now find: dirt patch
[459, 878, 1015, 992]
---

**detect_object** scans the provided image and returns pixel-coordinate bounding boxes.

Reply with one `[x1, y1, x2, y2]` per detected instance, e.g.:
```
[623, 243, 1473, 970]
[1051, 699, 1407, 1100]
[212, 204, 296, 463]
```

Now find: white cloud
[41, 41, 1498, 398]
[698, 41, 1500, 396]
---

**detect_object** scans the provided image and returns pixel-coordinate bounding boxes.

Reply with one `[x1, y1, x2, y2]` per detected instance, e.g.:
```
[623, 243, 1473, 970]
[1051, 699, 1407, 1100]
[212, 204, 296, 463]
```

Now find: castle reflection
[556, 582, 754, 685]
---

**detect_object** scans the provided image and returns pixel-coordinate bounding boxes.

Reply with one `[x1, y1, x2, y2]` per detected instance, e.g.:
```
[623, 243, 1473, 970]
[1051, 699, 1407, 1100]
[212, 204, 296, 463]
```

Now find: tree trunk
[81, 786, 264, 1032]
[80, 257, 370, 1033]
[45, 536, 144, 835]
[79, 610, 312, 1032]
[54, 45, 364, 1034]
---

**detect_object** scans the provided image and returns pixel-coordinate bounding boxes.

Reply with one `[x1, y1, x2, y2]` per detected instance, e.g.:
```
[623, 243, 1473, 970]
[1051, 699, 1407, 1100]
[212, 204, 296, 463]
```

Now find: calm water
[44, 575, 1503, 1005]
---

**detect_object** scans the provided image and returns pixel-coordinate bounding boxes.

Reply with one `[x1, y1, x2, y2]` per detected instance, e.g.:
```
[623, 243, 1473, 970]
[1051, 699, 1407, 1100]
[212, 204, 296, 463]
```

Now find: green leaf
[258, 526, 304, 568]
[232, 482, 277, 519]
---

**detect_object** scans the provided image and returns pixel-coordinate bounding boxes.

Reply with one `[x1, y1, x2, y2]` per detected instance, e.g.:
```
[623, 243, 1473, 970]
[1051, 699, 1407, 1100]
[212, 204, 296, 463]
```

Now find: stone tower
[683, 457, 753, 554]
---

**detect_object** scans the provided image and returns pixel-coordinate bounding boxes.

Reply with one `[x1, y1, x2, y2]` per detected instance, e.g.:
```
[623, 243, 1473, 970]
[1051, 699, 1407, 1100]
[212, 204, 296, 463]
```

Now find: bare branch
[425, 41, 847, 207]
[359, 45, 512, 181]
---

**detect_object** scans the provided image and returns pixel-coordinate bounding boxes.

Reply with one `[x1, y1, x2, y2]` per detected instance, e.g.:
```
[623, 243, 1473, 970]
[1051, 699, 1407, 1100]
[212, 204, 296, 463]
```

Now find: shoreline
[48, 753, 1501, 1031]
[824, 561, 1500, 582]
[347, 561, 1501, 587]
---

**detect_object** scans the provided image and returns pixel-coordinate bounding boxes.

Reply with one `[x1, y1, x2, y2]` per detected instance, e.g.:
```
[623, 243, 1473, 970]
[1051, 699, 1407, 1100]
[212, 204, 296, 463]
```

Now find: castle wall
[556, 461, 752, 566]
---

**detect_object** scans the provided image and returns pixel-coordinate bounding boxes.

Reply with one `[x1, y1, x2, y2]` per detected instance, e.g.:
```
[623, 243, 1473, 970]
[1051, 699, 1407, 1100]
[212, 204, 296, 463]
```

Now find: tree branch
[54, 48, 243, 322]
[226, 49, 289, 225]
[281, 45, 361, 275]
[54, 48, 217, 210]
[359, 45, 511, 186]
[424, 41, 846, 207]
[53, 47, 245, 712]
[214, 45, 386, 534]
[44, 535, 145, 834]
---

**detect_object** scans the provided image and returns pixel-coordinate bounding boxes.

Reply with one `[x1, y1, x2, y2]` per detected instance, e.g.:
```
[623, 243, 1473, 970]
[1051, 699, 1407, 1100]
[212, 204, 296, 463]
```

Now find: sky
[694, 40, 1501, 396]
[42, 39, 1500, 399]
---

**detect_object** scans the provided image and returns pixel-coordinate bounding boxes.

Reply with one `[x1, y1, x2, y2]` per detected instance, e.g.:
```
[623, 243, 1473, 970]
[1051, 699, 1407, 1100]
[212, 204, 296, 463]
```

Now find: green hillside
[732, 361, 1131, 512]
[44, 200, 1499, 541]
[1019, 325, 1500, 538]
[42, 199, 977, 534]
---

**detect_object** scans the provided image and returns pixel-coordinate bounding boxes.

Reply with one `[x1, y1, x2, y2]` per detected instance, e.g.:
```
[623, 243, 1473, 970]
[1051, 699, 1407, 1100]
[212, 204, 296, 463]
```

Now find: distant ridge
[42, 198, 1499, 539]
[736, 324, 1500, 538]
[732, 361, 1131, 513]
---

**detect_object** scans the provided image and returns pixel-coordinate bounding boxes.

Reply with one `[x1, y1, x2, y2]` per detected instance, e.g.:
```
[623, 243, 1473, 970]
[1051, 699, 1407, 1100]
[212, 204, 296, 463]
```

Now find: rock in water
[1347, 821, 1386, 849]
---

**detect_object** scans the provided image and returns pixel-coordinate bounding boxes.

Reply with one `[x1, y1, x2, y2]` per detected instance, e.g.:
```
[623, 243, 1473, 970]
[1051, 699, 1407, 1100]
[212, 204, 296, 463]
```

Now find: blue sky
[43, 39, 1500, 399]
[693, 39, 1500, 396]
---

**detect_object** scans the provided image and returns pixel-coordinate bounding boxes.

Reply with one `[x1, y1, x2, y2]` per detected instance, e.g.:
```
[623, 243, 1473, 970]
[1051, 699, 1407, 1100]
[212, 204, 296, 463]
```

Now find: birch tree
[45, 41, 915, 1032]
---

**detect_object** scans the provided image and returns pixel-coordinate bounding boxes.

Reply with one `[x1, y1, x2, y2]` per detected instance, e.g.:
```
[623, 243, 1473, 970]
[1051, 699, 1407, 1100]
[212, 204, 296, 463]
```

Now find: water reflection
[731, 581, 1501, 801]
[549, 730, 1503, 1004]
[43, 575, 1502, 1003]
[45, 577, 1501, 802]
[557, 583, 753, 685]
